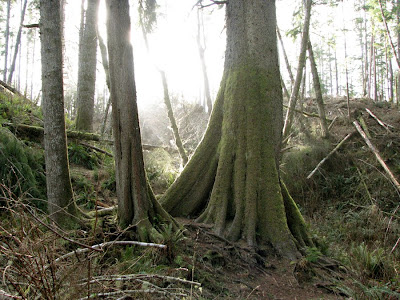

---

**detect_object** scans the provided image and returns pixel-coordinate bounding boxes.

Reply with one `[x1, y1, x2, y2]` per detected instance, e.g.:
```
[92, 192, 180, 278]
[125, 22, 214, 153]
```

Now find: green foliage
[0, 128, 46, 206]
[349, 242, 395, 280]
[71, 175, 95, 209]
[68, 143, 99, 170]
[305, 246, 322, 263]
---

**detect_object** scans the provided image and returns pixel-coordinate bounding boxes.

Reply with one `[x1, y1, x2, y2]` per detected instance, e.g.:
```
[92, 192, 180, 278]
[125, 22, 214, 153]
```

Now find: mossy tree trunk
[40, 0, 77, 228]
[160, 0, 312, 259]
[106, 0, 175, 239]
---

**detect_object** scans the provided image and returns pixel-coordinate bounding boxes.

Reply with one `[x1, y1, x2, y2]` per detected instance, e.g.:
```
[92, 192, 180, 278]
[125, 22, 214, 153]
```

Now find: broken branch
[353, 121, 400, 192]
[307, 132, 354, 179]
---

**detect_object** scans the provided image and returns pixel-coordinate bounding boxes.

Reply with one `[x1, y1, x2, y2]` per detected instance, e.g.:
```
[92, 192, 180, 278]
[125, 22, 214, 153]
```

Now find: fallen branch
[307, 132, 354, 179]
[88, 206, 117, 217]
[353, 121, 400, 192]
[283, 104, 324, 119]
[52, 240, 166, 265]
[365, 108, 395, 131]
[77, 289, 187, 300]
[79, 142, 113, 157]
[80, 274, 201, 287]
[328, 116, 338, 131]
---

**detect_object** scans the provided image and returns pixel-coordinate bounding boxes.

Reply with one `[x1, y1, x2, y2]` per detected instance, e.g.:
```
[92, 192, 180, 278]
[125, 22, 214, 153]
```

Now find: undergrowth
[0, 128, 46, 207]
[282, 136, 400, 298]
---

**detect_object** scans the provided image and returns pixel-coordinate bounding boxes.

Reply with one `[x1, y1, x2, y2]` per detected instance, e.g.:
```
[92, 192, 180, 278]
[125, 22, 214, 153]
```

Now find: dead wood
[353, 121, 400, 192]
[307, 132, 355, 179]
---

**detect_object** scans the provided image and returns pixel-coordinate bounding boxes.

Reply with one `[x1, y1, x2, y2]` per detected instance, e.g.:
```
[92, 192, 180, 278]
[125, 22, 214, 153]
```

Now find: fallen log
[2, 122, 176, 153]
[353, 120, 400, 192]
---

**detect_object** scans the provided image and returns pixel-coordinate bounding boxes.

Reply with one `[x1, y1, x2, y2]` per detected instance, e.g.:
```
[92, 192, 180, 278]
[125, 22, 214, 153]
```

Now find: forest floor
[1, 91, 400, 299]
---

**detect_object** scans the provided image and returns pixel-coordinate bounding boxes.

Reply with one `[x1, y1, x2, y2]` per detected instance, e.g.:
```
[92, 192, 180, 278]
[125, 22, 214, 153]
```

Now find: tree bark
[3, 0, 11, 82]
[7, 0, 28, 85]
[106, 0, 175, 237]
[282, 0, 312, 139]
[75, 0, 100, 132]
[40, 0, 77, 227]
[161, 0, 312, 258]
[307, 40, 329, 138]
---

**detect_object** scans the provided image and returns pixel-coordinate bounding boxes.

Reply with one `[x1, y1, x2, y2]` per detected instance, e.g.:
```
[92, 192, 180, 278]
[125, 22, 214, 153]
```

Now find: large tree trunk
[106, 0, 174, 238]
[160, 0, 311, 259]
[3, 0, 11, 82]
[7, 0, 28, 85]
[40, 0, 77, 227]
[282, 0, 312, 139]
[75, 0, 100, 132]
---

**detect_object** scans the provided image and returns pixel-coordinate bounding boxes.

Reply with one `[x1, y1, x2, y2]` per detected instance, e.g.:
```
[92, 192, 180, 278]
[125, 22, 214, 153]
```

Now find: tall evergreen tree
[40, 0, 77, 227]
[161, 0, 312, 258]
[106, 0, 175, 237]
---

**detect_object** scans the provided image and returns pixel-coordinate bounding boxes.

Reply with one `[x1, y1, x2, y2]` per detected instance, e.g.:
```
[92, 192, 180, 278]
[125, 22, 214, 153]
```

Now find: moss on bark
[161, 0, 313, 259]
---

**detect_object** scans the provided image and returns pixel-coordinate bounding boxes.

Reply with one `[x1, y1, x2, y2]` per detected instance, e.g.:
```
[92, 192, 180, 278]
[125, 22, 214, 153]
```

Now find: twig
[307, 132, 354, 179]
[353, 121, 400, 192]
[24, 206, 102, 252]
[391, 237, 400, 254]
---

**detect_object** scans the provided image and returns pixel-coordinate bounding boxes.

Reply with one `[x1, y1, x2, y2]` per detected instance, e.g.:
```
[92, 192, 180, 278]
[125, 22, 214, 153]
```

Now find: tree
[7, 0, 28, 85]
[283, 0, 312, 139]
[106, 0, 175, 237]
[3, 0, 11, 82]
[160, 0, 312, 259]
[40, 0, 77, 227]
[75, 0, 100, 132]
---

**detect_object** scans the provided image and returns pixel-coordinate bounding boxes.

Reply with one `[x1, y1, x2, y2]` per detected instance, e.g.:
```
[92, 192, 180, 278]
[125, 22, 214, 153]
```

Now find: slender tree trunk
[307, 41, 329, 138]
[97, 29, 112, 136]
[363, 3, 369, 97]
[369, 31, 374, 99]
[160, 70, 189, 165]
[335, 48, 339, 96]
[196, 9, 213, 115]
[7, 0, 28, 85]
[397, 0, 400, 104]
[140, 22, 189, 166]
[374, 48, 378, 102]
[40, 0, 77, 228]
[3, 0, 11, 82]
[283, 0, 312, 139]
[75, 0, 100, 132]
[161, 0, 312, 258]
[277, 26, 295, 87]
[105, 0, 175, 237]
